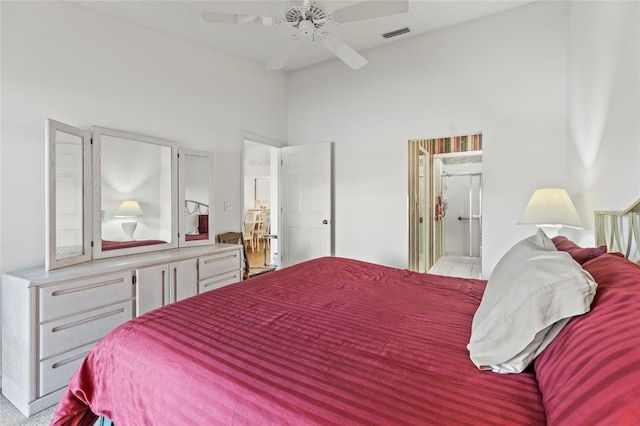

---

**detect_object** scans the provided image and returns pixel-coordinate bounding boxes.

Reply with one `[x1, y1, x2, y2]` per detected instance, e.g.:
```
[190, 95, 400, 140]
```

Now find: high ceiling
[67, 0, 534, 71]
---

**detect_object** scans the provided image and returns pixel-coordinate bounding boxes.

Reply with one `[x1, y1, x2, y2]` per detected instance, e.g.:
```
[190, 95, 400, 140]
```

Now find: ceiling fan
[201, 0, 409, 70]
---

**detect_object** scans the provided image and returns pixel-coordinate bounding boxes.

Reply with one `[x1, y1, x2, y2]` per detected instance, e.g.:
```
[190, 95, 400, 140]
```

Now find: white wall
[566, 1, 640, 247]
[288, 1, 570, 274]
[0, 0, 287, 372]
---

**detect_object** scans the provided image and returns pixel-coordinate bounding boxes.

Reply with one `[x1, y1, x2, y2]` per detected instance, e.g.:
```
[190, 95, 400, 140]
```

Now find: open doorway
[242, 135, 334, 273]
[243, 135, 282, 273]
[408, 134, 482, 277]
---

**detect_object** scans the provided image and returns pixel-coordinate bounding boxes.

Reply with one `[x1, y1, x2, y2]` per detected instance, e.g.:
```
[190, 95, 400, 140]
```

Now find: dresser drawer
[40, 301, 132, 359]
[198, 270, 242, 294]
[39, 342, 94, 396]
[39, 271, 132, 322]
[199, 250, 241, 280]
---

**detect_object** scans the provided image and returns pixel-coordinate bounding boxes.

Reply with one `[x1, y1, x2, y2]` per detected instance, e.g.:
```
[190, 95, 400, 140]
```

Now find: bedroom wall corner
[566, 1, 640, 247]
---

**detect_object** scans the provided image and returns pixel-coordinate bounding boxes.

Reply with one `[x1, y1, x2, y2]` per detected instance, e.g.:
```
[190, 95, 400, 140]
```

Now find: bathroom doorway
[243, 135, 282, 270]
[408, 134, 482, 275]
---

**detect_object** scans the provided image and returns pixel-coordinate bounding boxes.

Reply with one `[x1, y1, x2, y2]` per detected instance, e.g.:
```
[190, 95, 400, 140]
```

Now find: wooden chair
[217, 232, 250, 280]
[242, 220, 256, 251]
[245, 210, 262, 251]
[218, 231, 277, 280]
[254, 212, 271, 251]
[253, 220, 264, 251]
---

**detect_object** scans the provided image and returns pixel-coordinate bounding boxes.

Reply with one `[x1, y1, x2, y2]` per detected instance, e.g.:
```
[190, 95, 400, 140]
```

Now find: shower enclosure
[440, 169, 482, 258]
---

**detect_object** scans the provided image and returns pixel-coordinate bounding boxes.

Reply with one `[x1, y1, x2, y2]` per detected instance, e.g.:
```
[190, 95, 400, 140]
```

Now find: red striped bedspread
[52, 257, 545, 425]
[534, 253, 640, 425]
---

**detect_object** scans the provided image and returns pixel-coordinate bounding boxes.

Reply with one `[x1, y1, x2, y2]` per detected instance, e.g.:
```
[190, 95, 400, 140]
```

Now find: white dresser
[2, 244, 242, 417]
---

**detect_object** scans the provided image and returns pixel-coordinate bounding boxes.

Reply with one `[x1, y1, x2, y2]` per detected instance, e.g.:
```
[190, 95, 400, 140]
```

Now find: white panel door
[281, 142, 332, 267]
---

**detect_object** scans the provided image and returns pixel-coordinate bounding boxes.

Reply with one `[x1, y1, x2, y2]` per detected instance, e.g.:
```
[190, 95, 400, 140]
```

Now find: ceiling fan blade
[320, 34, 367, 70]
[266, 41, 301, 70]
[201, 12, 276, 25]
[332, 0, 409, 24]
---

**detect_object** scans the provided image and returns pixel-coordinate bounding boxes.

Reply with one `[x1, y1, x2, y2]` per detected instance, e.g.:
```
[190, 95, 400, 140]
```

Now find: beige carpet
[1, 390, 55, 426]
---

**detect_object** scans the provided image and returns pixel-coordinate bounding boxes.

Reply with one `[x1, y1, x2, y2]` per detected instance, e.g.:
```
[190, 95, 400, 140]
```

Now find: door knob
[322, 219, 328, 225]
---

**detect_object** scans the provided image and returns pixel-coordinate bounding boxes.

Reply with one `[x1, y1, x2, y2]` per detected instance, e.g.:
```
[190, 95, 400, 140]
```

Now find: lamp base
[121, 221, 138, 241]
[537, 224, 562, 238]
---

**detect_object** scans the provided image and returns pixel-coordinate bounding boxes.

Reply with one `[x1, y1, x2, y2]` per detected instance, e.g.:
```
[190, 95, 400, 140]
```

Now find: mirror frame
[178, 149, 215, 247]
[92, 126, 179, 259]
[45, 119, 93, 271]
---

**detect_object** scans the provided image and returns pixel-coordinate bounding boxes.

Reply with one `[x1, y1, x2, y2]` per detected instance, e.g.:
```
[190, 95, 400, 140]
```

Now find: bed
[101, 239, 166, 251]
[51, 230, 640, 425]
[184, 199, 209, 242]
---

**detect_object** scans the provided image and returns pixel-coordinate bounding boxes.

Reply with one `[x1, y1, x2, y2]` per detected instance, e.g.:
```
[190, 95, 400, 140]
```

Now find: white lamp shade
[114, 200, 144, 218]
[518, 188, 582, 228]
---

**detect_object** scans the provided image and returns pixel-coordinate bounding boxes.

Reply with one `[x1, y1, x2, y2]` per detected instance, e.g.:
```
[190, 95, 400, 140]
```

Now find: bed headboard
[594, 198, 640, 261]
[185, 200, 209, 215]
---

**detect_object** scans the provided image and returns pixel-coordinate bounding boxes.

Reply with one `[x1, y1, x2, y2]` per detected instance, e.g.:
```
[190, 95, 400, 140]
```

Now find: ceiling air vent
[382, 27, 410, 39]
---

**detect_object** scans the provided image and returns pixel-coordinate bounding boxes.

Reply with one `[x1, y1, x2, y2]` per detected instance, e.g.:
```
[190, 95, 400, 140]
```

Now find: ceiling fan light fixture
[203, 0, 409, 70]
[298, 20, 315, 36]
[382, 27, 411, 39]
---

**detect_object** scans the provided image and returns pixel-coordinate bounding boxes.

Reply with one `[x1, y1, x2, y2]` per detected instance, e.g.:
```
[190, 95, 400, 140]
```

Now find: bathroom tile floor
[429, 255, 482, 279]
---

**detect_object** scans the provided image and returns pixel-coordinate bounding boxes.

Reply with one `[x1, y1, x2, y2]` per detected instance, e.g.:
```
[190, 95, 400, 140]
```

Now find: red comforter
[52, 257, 545, 425]
[102, 239, 166, 251]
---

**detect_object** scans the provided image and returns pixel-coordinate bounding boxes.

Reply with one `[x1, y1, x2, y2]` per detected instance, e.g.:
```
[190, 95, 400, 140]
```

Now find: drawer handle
[52, 351, 89, 369]
[204, 273, 239, 288]
[51, 278, 125, 297]
[203, 254, 237, 265]
[51, 308, 126, 333]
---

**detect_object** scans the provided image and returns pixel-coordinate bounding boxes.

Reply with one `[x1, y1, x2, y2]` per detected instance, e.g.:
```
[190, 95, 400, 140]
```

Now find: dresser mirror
[92, 126, 178, 259]
[45, 119, 92, 270]
[45, 119, 218, 270]
[179, 149, 215, 247]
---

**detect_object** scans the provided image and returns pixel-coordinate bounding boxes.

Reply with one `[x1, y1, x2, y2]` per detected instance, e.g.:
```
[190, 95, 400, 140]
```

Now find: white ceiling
[66, 0, 534, 71]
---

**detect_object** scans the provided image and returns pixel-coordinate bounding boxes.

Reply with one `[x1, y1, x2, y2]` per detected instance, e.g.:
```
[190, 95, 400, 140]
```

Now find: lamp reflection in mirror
[114, 200, 144, 241]
[518, 188, 583, 237]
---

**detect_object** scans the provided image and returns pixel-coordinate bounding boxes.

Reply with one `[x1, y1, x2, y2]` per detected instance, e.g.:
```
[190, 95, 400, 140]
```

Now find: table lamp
[518, 188, 582, 237]
[114, 200, 144, 241]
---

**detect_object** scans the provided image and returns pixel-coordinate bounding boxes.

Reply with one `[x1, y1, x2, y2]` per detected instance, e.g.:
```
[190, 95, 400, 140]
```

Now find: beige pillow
[467, 229, 597, 373]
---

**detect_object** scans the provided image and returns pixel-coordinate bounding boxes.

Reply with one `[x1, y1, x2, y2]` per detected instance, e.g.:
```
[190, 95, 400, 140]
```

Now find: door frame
[408, 134, 483, 272]
[241, 131, 284, 267]
[408, 141, 433, 272]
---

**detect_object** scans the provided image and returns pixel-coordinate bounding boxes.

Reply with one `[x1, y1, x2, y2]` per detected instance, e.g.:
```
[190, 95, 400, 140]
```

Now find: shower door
[441, 173, 482, 258]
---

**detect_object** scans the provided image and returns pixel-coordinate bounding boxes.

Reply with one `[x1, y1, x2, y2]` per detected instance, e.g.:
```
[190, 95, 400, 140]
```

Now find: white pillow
[185, 214, 199, 235]
[467, 229, 597, 373]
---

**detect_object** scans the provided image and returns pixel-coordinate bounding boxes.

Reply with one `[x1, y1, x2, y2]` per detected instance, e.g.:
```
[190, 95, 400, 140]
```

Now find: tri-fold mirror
[45, 119, 215, 271]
